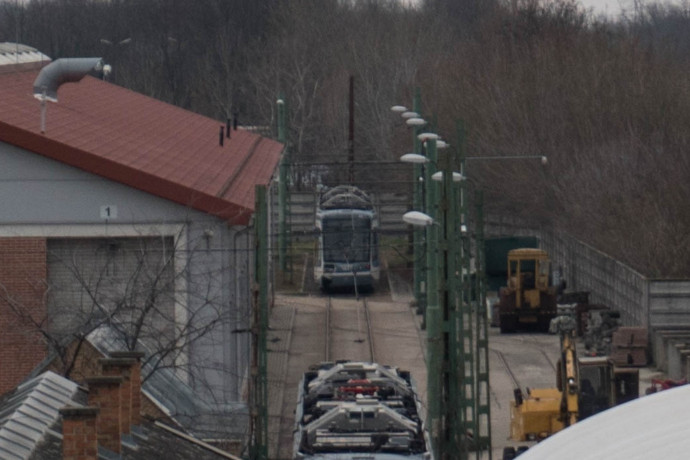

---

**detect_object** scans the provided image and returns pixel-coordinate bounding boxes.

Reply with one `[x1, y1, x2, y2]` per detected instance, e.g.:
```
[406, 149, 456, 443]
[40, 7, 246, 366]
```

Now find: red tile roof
[0, 64, 283, 225]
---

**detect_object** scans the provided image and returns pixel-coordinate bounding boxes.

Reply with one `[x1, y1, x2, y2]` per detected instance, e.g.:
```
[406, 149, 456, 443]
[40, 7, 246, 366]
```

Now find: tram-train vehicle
[314, 185, 380, 291]
[293, 361, 433, 459]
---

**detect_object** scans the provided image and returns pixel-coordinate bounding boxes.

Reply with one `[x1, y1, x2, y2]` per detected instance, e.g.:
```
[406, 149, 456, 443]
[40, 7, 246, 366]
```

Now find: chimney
[60, 406, 99, 460]
[100, 357, 136, 435]
[109, 351, 145, 426]
[86, 376, 123, 454]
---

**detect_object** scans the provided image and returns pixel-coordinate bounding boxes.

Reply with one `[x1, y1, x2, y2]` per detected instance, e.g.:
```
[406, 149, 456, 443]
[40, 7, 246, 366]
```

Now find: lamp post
[99, 38, 131, 81]
[392, 89, 427, 322]
[403, 133, 465, 459]
[277, 96, 290, 275]
[402, 120, 547, 459]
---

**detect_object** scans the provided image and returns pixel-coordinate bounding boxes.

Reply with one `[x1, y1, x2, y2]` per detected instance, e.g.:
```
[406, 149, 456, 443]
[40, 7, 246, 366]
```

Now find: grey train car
[293, 361, 433, 459]
[314, 185, 380, 291]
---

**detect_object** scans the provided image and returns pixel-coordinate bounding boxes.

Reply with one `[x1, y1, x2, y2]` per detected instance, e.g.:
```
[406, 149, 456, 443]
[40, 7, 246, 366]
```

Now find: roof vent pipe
[33, 57, 104, 102]
[32, 57, 104, 133]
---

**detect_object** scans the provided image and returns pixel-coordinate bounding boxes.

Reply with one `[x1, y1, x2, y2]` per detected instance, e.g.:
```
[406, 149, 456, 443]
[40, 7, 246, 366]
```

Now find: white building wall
[0, 140, 252, 405]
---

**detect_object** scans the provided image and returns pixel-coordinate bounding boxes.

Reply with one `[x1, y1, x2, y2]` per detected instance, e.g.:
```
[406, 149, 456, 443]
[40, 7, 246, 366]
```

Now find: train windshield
[322, 215, 371, 263]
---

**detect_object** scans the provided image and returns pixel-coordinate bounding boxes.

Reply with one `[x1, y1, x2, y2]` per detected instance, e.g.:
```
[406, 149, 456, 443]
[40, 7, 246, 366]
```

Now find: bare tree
[4, 0, 690, 275]
[0, 229, 249, 398]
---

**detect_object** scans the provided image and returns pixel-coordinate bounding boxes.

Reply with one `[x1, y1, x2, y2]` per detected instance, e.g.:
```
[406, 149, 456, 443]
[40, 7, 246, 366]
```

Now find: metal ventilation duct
[32, 57, 103, 102]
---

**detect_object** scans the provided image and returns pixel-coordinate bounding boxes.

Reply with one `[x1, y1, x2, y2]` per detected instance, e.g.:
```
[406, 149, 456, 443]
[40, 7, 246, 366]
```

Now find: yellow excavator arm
[560, 330, 579, 427]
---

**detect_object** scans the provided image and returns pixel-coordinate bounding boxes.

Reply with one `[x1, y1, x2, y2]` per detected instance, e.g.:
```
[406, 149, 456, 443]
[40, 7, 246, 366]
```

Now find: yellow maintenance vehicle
[497, 248, 558, 333]
[509, 312, 639, 443]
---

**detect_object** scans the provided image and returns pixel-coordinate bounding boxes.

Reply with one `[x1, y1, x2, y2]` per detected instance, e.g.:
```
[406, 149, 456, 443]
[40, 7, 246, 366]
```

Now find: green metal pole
[425, 137, 441, 460]
[412, 88, 425, 320]
[250, 185, 269, 460]
[277, 96, 289, 274]
[440, 147, 461, 458]
[475, 190, 492, 459]
[455, 121, 473, 458]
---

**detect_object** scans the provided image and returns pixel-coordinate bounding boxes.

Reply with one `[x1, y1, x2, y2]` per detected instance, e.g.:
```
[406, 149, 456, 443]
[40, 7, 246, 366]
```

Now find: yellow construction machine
[497, 248, 558, 333]
[509, 312, 639, 442]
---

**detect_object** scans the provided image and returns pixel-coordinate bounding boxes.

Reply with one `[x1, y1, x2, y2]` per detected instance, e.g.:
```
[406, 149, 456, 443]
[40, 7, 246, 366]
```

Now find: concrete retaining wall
[483, 216, 690, 376]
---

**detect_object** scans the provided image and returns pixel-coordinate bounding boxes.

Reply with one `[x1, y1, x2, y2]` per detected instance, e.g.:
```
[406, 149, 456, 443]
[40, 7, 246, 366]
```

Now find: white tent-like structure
[518, 384, 690, 459]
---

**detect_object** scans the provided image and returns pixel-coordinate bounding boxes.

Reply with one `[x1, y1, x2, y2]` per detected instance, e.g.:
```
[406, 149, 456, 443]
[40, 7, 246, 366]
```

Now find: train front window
[322, 216, 371, 263]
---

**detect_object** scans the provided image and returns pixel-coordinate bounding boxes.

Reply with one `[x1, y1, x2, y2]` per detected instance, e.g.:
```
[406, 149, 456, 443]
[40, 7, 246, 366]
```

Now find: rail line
[325, 296, 375, 363]
[494, 349, 522, 389]
[363, 297, 375, 363]
[325, 296, 331, 362]
[492, 334, 560, 394]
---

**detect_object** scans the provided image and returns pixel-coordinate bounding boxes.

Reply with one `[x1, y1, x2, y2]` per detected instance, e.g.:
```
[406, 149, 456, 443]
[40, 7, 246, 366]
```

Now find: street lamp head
[403, 211, 434, 227]
[401, 111, 420, 119]
[406, 117, 426, 127]
[400, 153, 429, 164]
[541, 155, 548, 165]
[418, 132, 439, 142]
[432, 171, 465, 182]
[391, 105, 408, 113]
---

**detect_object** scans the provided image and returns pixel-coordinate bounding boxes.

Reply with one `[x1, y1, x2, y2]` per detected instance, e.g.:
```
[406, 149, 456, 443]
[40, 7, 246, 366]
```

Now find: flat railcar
[293, 361, 432, 459]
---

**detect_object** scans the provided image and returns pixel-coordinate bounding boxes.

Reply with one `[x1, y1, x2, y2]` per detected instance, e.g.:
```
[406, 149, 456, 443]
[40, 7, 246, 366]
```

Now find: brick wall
[60, 406, 99, 460]
[47, 237, 175, 347]
[0, 237, 47, 394]
[86, 376, 123, 453]
[47, 340, 104, 382]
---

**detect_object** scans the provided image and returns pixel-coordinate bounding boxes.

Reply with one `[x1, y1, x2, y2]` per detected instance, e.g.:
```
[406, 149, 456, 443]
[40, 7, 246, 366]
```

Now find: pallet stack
[610, 327, 648, 366]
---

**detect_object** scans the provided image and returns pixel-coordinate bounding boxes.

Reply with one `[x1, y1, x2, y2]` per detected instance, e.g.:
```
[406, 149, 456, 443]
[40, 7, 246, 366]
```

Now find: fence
[271, 186, 690, 369]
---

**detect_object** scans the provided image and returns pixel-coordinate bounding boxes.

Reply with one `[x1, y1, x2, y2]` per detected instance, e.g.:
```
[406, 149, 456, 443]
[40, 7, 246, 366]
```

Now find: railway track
[273, 293, 428, 459]
[325, 295, 375, 363]
[491, 333, 559, 394]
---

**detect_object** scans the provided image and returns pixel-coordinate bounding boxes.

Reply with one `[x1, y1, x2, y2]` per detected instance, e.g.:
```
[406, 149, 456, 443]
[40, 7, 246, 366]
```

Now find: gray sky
[578, 0, 686, 17]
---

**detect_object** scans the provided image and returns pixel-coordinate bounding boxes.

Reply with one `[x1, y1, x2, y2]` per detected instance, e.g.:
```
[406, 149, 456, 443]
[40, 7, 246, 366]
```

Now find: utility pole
[277, 96, 289, 274]
[457, 122, 473, 458]
[249, 185, 268, 460]
[410, 121, 492, 459]
[412, 88, 426, 322]
[348, 75, 355, 184]
[474, 190, 492, 457]
[439, 144, 461, 457]
[424, 136, 441, 460]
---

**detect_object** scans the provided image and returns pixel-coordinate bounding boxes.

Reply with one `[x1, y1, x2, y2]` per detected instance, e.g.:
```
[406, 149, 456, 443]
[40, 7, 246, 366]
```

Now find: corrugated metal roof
[0, 60, 283, 225]
[0, 369, 239, 460]
[518, 384, 690, 459]
[86, 325, 248, 440]
[0, 43, 50, 67]
[0, 372, 80, 460]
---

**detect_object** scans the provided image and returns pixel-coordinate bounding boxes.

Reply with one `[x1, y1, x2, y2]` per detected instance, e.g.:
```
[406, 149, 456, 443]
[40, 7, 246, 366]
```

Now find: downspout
[233, 225, 251, 401]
